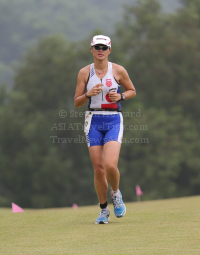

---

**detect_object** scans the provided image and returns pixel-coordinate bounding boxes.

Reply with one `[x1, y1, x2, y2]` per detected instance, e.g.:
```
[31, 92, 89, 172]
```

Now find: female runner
[74, 35, 136, 224]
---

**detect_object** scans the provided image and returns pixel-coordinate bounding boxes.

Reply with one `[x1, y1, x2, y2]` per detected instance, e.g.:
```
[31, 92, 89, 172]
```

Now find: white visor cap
[91, 35, 111, 48]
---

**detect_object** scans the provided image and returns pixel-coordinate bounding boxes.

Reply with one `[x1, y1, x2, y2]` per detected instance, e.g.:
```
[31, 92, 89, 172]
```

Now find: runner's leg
[88, 145, 108, 204]
[103, 141, 121, 191]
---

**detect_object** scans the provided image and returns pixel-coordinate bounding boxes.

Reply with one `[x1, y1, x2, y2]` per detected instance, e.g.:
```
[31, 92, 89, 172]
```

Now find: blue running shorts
[84, 111, 123, 147]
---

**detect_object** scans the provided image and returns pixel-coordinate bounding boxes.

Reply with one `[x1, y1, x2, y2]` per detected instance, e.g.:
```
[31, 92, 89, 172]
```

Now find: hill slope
[0, 196, 199, 254]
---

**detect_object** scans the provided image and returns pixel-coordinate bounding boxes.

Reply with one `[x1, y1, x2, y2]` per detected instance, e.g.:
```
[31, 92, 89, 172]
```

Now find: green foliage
[115, 0, 200, 121]
[0, 0, 179, 85]
[114, 0, 200, 201]
[0, 36, 96, 208]
[0, 0, 134, 85]
[14, 36, 78, 111]
[120, 105, 200, 201]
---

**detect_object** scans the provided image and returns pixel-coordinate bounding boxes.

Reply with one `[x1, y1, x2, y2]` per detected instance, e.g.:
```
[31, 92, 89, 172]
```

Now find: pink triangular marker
[12, 203, 24, 213]
[136, 185, 143, 196]
[72, 203, 78, 209]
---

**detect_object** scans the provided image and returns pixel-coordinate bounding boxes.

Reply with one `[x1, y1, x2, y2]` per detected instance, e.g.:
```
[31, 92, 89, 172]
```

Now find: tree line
[0, 0, 179, 86]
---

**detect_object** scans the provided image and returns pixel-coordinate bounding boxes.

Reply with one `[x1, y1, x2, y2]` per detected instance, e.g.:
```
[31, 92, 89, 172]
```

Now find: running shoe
[110, 189, 126, 218]
[95, 208, 110, 224]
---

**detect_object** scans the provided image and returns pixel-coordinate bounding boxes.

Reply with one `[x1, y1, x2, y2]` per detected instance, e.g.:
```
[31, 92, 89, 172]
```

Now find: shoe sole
[95, 216, 110, 224]
[95, 221, 109, 224]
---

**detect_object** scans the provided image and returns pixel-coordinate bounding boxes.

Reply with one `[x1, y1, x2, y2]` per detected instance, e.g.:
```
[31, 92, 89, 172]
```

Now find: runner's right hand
[87, 84, 103, 97]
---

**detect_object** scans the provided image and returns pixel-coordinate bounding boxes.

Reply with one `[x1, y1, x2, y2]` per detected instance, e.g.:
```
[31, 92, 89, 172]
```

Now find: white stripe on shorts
[118, 112, 123, 143]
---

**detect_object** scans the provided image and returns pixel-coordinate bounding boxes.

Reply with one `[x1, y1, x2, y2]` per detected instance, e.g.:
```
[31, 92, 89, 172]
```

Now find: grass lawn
[0, 196, 200, 255]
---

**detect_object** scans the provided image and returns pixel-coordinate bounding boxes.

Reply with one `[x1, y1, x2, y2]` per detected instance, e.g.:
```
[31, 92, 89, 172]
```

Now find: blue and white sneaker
[95, 208, 110, 224]
[110, 189, 126, 218]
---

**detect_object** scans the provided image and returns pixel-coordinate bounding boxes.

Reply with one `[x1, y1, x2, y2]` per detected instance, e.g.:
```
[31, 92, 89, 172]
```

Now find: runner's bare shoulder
[78, 65, 90, 82]
[112, 63, 126, 74]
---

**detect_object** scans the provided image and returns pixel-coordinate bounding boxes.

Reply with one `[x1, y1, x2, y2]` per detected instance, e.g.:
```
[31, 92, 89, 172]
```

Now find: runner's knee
[104, 162, 117, 174]
[94, 165, 105, 177]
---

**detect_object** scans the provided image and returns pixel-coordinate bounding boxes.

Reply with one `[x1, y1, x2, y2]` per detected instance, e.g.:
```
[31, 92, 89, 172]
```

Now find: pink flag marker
[72, 203, 78, 209]
[136, 185, 143, 196]
[12, 203, 24, 213]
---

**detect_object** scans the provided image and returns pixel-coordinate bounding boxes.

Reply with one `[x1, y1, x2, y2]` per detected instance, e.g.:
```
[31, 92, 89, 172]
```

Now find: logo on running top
[106, 79, 112, 87]
[105, 93, 112, 102]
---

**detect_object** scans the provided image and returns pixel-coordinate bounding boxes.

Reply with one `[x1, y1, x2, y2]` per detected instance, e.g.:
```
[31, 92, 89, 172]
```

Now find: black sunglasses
[94, 45, 109, 51]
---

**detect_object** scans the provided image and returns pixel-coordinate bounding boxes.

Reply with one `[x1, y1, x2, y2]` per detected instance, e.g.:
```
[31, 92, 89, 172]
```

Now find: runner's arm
[119, 66, 136, 100]
[74, 68, 89, 108]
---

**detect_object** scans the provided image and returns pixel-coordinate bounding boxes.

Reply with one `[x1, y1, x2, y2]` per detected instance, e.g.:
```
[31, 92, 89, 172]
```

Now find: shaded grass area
[0, 196, 200, 255]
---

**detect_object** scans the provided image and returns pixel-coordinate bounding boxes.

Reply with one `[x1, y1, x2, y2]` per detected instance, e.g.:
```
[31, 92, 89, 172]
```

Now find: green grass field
[0, 196, 200, 255]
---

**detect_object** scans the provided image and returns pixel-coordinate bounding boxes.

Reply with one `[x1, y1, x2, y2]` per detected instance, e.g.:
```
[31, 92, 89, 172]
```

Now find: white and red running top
[86, 62, 122, 111]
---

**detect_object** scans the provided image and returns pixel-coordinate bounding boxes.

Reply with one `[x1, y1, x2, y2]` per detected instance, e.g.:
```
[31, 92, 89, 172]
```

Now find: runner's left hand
[109, 91, 121, 102]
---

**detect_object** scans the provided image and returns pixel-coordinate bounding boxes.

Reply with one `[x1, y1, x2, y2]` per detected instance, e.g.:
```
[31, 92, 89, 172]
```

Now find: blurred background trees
[0, 0, 180, 85]
[0, 0, 199, 208]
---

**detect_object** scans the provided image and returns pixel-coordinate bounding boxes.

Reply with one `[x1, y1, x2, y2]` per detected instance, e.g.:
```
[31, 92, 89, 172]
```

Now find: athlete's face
[90, 44, 112, 60]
